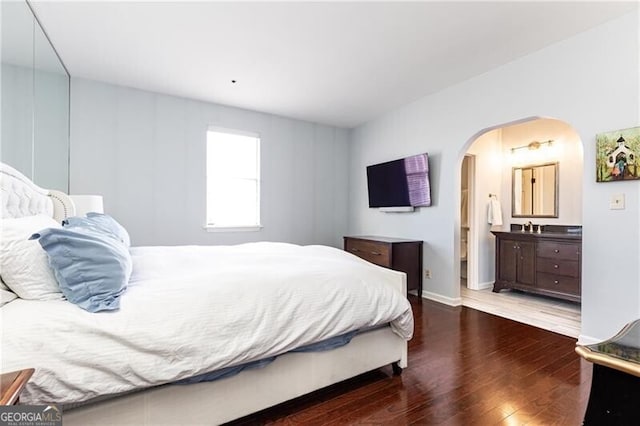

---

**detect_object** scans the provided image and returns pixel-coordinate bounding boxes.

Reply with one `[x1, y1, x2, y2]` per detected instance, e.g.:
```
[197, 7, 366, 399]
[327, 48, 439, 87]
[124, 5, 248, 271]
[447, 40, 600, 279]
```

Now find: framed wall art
[596, 126, 640, 182]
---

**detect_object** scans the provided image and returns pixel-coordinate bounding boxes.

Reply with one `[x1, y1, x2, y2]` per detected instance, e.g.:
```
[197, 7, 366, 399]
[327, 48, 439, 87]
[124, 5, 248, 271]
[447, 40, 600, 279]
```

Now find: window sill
[204, 225, 263, 233]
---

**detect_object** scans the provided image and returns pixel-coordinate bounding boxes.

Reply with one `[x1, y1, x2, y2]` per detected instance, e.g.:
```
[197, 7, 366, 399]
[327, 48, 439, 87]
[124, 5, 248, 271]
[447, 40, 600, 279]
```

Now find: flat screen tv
[366, 153, 431, 208]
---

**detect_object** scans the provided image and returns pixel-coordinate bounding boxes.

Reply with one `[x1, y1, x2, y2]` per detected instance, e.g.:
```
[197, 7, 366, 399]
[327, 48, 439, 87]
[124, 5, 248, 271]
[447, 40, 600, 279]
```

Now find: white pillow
[0, 277, 18, 307]
[0, 215, 64, 300]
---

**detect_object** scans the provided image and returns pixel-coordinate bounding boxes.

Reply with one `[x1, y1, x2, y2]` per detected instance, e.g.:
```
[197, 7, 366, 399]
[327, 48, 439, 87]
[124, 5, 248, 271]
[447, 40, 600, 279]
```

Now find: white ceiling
[30, 1, 637, 128]
[2, 1, 67, 73]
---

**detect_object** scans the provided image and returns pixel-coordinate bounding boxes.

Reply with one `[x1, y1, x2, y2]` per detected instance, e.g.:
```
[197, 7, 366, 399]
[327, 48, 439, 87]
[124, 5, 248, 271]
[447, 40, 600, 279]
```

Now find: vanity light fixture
[511, 139, 554, 154]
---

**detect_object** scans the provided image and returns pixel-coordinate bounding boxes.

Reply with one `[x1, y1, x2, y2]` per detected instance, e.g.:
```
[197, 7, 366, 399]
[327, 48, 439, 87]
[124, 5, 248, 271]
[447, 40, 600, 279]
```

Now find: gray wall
[1, 0, 70, 192]
[1, 63, 69, 191]
[1, 63, 33, 177]
[70, 78, 349, 248]
[348, 11, 639, 342]
[33, 68, 70, 191]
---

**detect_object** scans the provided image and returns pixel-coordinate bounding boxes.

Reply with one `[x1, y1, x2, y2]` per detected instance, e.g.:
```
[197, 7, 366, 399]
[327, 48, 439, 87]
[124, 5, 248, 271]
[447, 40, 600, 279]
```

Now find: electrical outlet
[424, 269, 432, 279]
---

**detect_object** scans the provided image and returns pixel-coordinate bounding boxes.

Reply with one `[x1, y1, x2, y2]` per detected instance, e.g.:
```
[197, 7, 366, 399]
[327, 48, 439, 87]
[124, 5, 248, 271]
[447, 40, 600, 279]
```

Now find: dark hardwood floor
[229, 296, 592, 425]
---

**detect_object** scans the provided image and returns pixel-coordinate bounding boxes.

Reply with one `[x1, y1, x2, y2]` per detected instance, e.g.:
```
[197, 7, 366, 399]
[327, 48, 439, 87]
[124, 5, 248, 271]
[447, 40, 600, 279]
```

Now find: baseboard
[477, 281, 493, 290]
[577, 334, 601, 345]
[464, 281, 492, 291]
[421, 290, 462, 307]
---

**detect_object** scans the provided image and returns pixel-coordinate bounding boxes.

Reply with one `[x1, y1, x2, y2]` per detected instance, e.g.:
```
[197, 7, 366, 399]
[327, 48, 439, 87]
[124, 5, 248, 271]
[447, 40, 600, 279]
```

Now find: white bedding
[1, 242, 413, 405]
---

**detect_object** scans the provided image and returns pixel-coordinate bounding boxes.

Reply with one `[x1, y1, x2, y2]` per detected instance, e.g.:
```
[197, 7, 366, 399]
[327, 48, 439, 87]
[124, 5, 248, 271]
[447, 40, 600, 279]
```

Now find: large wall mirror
[512, 162, 558, 218]
[1, 1, 70, 192]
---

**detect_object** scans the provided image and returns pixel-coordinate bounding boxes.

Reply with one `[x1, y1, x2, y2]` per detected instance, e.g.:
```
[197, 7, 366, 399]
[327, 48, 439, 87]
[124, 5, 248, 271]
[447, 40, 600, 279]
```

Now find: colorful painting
[596, 126, 640, 182]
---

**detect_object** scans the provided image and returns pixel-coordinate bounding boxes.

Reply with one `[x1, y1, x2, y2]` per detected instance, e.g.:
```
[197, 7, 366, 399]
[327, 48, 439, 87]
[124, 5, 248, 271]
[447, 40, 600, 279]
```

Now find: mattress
[1, 242, 413, 405]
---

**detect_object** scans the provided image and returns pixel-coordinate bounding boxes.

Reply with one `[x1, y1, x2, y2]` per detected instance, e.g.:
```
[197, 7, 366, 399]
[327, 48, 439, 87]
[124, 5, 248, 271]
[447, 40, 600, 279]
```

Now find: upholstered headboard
[0, 162, 75, 222]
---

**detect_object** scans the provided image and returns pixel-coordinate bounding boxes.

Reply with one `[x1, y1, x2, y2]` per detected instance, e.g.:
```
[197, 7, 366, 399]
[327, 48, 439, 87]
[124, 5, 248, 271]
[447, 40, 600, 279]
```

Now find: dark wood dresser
[343, 236, 423, 297]
[492, 226, 581, 302]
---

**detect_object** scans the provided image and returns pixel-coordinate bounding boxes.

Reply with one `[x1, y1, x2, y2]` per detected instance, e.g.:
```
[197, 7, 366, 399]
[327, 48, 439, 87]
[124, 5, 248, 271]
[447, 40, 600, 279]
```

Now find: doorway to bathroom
[460, 155, 473, 289]
[458, 117, 582, 338]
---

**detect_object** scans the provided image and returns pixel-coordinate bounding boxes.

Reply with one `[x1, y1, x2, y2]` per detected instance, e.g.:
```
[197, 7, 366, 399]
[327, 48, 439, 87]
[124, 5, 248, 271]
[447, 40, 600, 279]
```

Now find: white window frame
[204, 126, 262, 232]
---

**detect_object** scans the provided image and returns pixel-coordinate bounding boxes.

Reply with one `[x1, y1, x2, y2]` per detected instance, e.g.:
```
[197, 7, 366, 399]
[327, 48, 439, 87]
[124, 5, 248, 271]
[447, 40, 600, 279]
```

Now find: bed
[0, 162, 413, 425]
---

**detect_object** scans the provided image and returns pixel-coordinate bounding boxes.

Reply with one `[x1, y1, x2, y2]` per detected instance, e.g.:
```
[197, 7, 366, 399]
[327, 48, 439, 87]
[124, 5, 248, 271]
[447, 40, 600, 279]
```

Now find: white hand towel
[488, 198, 503, 226]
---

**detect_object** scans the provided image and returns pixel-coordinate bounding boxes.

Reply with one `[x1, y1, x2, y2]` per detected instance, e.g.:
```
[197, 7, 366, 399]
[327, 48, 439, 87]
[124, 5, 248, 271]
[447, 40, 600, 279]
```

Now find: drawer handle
[554, 249, 560, 253]
[350, 248, 360, 253]
[554, 264, 559, 269]
[554, 280, 559, 284]
[370, 251, 381, 256]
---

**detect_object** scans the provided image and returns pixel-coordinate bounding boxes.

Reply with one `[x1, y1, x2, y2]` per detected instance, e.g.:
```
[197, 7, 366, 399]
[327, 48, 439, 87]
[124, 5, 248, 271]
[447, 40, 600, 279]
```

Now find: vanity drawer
[537, 241, 580, 261]
[537, 258, 580, 277]
[537, 273, 580, 296]
[344, 239, 391, 267]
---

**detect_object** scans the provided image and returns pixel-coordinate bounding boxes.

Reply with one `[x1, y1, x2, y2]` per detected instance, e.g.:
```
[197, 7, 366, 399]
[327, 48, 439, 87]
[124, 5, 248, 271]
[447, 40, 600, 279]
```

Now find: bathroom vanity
[491, 225, 581, 302]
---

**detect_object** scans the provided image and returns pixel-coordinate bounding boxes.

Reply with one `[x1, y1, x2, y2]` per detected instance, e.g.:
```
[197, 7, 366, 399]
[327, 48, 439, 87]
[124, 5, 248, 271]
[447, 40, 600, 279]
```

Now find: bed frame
[0, 162, 408, 425]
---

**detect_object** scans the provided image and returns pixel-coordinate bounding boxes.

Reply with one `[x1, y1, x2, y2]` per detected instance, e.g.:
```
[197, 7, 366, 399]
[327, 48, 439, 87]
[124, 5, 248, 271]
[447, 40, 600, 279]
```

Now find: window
[206, 128, 260, 230]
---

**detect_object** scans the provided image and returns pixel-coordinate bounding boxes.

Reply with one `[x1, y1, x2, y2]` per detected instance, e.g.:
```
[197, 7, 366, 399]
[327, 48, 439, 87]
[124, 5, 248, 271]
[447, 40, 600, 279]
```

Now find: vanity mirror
[512, 162, 558, 218]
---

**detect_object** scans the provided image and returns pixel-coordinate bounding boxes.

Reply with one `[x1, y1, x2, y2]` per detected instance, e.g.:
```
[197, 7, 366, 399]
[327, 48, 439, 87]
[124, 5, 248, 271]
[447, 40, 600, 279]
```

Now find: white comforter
[1, 242, 413, 405]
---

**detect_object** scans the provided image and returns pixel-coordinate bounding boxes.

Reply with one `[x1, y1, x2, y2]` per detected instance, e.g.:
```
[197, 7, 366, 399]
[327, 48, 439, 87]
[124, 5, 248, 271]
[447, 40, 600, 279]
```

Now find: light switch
[610, 193, 625, 210]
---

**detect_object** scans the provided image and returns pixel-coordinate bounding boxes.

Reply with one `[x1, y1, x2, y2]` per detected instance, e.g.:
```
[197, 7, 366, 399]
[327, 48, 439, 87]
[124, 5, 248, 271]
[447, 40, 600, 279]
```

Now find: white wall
[70, 78, 349, 248]
[466, 129, 502, 288]
[348, 11, 639, 341]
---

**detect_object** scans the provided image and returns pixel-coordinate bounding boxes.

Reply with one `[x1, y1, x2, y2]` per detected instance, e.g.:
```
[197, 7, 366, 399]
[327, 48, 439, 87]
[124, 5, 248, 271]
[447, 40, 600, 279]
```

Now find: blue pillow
[64, 213, 131, 247]
[31, 226, 132, 313]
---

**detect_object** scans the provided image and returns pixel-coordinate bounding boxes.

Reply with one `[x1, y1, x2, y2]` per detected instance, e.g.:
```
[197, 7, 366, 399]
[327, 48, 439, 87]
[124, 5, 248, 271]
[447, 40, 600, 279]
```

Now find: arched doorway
[455, 116, 584, 337]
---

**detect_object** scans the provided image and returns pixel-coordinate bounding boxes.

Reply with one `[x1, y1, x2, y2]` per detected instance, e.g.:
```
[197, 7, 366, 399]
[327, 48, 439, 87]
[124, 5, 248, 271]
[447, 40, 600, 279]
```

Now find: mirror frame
[511, 162, 559, 218]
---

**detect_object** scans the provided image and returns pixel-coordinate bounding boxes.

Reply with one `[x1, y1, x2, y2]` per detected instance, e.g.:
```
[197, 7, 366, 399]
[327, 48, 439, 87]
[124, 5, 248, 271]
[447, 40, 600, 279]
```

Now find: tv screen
[366, 153, 431, 208]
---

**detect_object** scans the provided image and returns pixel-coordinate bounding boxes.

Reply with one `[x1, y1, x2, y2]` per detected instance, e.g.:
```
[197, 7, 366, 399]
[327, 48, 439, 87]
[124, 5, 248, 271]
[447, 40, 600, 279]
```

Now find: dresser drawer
[344, 239, 391, 267]
[537, 272, 580, 296]
[537, 258, 580, 277]
[537, 241, 580, 261]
